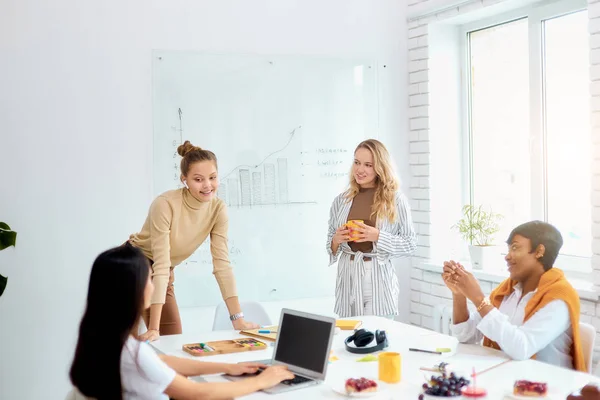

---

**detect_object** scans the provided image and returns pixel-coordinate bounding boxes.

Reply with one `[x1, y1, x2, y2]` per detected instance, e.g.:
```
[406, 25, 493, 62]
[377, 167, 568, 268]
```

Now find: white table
[151, 316, 599, 399]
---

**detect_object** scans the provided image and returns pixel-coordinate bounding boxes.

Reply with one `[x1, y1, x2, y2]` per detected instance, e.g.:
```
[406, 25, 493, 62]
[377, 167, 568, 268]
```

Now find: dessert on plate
[513, 380, 548, 397]
[567, 383, 600, 400]
[345, 377, 378, 394]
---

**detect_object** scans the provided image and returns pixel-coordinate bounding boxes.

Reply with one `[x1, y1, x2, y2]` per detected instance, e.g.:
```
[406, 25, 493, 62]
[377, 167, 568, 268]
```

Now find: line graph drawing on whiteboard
[169, 108, 185, 187]
[217, 126, 317, 208]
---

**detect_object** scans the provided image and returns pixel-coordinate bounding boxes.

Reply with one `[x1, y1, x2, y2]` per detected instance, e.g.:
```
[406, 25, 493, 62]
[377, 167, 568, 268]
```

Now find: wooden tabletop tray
[182, 338, 268, 357]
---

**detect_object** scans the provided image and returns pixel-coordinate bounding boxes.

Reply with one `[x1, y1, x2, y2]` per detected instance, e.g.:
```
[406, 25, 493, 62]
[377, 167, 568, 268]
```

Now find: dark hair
[506, 220, 563, 271]
[70, 244, 150, 400]
[177, 140, 218, 176]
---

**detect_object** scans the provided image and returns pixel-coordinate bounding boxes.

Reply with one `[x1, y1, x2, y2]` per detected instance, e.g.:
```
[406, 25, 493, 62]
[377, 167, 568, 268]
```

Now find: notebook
[240, 325, 278, 341]
[336, 319, 362, 330]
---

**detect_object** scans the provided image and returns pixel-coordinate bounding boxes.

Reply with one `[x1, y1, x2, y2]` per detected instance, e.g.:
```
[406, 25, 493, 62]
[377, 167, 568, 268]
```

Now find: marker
[258, 330, 273, 334]
[409, 348, 442, 355]
[200, 343, 214, 351]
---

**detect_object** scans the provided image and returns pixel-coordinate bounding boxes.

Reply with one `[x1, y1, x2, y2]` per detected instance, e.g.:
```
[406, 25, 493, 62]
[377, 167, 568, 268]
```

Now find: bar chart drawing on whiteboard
[216, 126, 316, 208]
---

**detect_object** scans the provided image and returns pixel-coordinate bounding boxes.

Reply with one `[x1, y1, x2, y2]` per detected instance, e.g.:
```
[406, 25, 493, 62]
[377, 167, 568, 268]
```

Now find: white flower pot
[468, 245, 499, 270]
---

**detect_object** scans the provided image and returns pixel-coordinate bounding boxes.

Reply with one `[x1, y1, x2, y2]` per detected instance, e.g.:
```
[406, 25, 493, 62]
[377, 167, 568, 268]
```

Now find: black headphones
[344, 329, 388, 354]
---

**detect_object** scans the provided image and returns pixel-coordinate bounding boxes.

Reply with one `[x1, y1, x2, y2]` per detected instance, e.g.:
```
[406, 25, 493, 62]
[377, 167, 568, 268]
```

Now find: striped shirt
[326, 191, 417, 317]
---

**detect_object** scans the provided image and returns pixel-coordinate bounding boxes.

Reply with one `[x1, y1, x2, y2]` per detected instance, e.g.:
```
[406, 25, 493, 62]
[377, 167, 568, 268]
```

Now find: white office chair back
[212, 301, 272, 331]
[65, 388, 94, 400]
[580, 322, 595, 373]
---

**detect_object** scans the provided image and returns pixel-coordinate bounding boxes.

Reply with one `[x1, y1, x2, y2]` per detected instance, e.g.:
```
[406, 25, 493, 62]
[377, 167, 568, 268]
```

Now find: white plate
[331, 380, 388, 398]
[504, 386, 559, 400]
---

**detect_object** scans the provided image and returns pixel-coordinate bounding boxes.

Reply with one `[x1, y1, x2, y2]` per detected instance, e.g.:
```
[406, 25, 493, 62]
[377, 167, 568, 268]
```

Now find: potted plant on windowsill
[452, 205, 502, 270]
[0, 222, 17, 297]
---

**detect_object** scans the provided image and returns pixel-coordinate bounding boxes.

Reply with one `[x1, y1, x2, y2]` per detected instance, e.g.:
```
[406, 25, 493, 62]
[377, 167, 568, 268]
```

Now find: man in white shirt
[442, 220, 585, 371]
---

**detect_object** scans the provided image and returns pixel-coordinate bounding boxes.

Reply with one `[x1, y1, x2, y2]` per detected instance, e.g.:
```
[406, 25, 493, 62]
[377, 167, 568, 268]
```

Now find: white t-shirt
[120, 336, 177, 400]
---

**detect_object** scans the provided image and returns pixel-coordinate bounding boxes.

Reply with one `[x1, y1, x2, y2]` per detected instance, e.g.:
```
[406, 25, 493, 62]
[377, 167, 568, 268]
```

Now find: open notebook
[336, 320, 362, 330]
[240, 326, 278, 341]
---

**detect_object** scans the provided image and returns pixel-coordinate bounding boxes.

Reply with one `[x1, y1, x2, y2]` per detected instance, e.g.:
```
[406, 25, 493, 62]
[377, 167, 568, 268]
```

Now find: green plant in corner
[0, 222, 17, 297]
[452, 205, 502, 246]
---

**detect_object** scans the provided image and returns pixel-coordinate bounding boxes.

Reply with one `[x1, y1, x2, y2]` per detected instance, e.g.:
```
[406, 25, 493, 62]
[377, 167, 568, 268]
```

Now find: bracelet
[476, 296, 491, 312]
[148, 328, 160, 333]
[230, 312, 244, 321]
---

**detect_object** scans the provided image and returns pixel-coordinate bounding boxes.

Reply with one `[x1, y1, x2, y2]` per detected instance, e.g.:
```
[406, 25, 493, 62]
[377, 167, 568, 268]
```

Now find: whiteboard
[152, 51, 380, 307]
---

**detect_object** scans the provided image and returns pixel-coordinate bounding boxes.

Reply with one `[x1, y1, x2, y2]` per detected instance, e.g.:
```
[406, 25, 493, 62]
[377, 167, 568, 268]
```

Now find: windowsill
[418, 260, 599, 301]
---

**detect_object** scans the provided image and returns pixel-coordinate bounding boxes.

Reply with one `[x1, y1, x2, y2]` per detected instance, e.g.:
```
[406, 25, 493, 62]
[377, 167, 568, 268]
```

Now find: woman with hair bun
[128, 141, 259, 342]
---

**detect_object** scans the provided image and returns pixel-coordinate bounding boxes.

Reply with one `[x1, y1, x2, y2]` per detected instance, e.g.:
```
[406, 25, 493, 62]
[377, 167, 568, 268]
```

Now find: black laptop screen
[273, 313, 332, 373]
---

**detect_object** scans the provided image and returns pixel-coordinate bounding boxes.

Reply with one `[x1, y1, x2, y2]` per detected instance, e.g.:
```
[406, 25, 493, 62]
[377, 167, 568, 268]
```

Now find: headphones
[344, 329, 388, 354]
[183, 180, 188, 189]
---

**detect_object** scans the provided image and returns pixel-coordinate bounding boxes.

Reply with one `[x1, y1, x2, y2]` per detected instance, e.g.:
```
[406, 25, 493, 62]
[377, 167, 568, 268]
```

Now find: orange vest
[482, 268, 586, 372]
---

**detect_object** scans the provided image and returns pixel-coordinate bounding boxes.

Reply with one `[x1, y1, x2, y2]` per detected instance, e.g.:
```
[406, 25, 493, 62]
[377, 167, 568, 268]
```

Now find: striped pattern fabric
[326, 191, 417, 317]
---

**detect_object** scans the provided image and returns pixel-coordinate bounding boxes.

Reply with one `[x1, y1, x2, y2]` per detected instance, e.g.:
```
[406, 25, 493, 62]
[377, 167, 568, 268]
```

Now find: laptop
[224, 308, 336, 394]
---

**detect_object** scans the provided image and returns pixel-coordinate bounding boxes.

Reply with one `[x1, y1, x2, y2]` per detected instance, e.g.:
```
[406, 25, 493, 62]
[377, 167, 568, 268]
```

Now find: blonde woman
[326, 139, 417, 318]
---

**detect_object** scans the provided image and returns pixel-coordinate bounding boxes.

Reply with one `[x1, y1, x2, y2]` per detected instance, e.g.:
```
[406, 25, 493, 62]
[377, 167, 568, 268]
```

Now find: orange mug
[345, 220, 364, 242]
[378, 352, 401, 383]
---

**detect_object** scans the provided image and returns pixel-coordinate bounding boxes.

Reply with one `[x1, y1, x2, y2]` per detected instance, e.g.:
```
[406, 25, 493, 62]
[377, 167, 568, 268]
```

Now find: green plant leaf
[0, 222, 10, 231]
[0, 274, 6, 297]
[451, 205, 503, 245]
[0, 229, 16, 251]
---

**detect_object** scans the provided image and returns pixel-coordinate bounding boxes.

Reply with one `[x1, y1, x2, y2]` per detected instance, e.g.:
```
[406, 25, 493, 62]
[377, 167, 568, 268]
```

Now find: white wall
[0, 1, 409, 398]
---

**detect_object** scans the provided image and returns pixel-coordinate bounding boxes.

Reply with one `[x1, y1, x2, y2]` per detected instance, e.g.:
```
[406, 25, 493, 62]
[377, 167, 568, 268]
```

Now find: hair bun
[177, 140, 202, 157]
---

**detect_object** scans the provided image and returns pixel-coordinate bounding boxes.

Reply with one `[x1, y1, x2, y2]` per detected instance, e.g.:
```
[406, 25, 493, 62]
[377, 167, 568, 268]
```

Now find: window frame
[458, 0, 590, 275]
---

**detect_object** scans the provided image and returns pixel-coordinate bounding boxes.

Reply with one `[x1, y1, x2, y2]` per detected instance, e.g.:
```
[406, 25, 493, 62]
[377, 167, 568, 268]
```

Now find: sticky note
[356, 354, 378, 362]
[436, 348, 451, 353]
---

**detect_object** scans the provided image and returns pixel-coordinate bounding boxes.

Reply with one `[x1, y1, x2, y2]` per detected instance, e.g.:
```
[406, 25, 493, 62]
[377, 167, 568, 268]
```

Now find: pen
[258, 330, 274, 334]
[409, 348, 442, 355]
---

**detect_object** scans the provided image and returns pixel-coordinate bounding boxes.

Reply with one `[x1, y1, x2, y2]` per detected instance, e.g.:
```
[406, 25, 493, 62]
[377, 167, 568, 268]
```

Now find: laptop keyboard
[281, 375, 311, 385]
[244, 368, 312, 385]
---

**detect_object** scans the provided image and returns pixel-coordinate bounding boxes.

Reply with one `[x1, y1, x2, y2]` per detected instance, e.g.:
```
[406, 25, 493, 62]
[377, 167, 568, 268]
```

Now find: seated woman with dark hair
[69, 244, 292, 400]
[441, 220, 586, 371]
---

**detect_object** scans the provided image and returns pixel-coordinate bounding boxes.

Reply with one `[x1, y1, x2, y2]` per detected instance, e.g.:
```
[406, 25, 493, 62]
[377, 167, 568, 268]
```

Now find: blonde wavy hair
[344, 139, 399, 223]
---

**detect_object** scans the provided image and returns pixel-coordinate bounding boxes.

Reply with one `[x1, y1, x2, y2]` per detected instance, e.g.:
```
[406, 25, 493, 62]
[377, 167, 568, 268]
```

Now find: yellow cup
[346, 220, 364, 241]
[378, 352, 401, 383]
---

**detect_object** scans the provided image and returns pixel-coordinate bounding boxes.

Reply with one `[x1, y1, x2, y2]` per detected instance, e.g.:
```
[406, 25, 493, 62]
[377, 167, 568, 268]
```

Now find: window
[544, 11, 591, 259]
[468, 19, 530, 239]
[463, 1, 591, 271]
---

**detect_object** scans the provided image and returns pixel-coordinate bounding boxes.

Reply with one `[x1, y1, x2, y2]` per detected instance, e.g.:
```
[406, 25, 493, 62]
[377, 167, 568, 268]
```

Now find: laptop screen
[273, 313, 332, 374]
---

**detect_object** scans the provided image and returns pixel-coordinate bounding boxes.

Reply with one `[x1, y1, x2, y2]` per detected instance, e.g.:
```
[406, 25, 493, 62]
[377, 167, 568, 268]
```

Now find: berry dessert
[567, 383, 600, 400]
[419, 372, 470, 398]
[513, 380, 548, 397]
[345, 377, 378, 394]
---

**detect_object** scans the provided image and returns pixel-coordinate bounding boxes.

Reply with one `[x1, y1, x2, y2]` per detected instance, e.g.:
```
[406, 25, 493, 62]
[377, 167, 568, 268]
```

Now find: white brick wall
[407, 0, 600, 366]
[591, 0, 600, 294]
[407, 0, 505, 322]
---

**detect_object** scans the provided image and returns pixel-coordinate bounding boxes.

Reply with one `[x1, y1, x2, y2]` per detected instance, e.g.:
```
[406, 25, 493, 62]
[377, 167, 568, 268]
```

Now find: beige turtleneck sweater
[129, 189, 237, 304]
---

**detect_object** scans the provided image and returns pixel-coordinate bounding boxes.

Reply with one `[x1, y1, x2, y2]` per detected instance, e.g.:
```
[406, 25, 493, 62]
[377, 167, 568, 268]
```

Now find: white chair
[212, 301, 272, 331]
[580, 322, 595, 373]
[65, 388, 93, 400]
